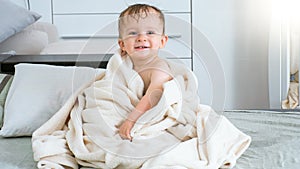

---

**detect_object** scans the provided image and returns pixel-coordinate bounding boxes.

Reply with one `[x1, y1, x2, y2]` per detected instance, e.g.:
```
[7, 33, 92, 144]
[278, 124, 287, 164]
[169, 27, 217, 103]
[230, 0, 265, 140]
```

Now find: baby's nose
[136, 34, 147, 41]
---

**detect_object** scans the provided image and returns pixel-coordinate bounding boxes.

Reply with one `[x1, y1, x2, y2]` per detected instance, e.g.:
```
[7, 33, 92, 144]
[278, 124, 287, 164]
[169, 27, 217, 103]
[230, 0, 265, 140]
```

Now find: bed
[1, 110, 299, 169]
[0, 55, 300, 169]
[224, 110, 300, 169]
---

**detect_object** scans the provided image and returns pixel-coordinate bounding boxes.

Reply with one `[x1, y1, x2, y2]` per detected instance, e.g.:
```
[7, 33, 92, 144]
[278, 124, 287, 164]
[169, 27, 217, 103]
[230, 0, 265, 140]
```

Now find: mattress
[0, 110, 299, 169]
[224, 110, 300, 169]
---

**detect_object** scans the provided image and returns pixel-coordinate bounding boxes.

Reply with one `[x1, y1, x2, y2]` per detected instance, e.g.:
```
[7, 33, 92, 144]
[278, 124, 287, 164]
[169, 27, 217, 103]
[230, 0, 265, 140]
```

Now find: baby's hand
[118, 119, 135, 141]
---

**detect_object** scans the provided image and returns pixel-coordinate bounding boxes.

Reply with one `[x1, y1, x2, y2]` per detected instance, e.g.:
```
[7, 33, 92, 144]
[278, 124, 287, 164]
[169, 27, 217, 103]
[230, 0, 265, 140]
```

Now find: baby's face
[118, 11, 168, 60]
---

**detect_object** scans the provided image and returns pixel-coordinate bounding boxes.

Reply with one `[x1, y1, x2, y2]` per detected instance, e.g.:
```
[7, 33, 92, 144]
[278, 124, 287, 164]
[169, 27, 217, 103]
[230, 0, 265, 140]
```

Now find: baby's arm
[118, 68, 172, 140]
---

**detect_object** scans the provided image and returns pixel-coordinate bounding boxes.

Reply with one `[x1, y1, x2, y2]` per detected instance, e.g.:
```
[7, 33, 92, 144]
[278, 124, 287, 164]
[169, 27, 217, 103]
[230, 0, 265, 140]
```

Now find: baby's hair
[118, 4, 165, 38]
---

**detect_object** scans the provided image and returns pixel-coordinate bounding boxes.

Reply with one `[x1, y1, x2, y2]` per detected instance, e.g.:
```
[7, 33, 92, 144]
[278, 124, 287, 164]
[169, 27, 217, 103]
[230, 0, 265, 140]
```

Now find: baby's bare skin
[117, 5, 171, 140]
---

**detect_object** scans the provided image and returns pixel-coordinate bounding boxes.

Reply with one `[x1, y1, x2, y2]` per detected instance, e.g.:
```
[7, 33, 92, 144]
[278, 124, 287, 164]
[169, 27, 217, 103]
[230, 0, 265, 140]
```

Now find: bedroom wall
[192, 0, 273, 109]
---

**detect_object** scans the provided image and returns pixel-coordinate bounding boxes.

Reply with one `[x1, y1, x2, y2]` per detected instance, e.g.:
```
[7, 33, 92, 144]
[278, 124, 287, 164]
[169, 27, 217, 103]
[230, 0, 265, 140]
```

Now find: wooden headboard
[0, 54, 112, 74]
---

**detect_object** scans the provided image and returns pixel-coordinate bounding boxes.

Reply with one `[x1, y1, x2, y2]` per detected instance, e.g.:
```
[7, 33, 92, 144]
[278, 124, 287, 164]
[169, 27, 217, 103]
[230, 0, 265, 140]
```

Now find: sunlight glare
[272, 0, 300, 23]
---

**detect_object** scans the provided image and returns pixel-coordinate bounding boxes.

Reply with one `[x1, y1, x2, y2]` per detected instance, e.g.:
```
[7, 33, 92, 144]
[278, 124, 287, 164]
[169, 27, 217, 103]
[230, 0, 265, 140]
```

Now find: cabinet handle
[169, 34, 182, 38]
[61, 34, 182, 39]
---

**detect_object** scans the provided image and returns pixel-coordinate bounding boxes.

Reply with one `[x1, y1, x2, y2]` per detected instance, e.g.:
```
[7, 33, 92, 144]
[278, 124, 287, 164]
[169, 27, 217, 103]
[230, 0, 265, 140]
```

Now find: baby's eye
[146, 31, 155, 35]
[128, 32, 138, 36]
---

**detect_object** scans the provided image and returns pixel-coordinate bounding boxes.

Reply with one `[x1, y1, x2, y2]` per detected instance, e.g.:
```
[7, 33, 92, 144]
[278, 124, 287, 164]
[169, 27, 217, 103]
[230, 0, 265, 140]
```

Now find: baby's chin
[130, 49, 159, 59]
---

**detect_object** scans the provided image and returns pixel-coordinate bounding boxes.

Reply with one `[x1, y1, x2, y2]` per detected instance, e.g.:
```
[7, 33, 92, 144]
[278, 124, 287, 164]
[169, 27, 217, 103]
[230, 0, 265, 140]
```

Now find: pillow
[0, 29, 48, 54]
[0, 63, 105, 137]
[0, 74, 14, 127]
[0, 0, 41, 43]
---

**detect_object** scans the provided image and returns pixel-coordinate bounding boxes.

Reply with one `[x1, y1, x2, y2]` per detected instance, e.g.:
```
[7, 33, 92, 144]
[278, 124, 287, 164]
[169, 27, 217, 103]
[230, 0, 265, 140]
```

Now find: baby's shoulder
[151, 58, 170, 71]
[150, 59, 172, 81]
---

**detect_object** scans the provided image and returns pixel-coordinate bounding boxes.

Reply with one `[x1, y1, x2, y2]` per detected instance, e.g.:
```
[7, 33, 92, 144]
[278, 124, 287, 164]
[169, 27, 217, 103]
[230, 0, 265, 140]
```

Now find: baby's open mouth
[135, 46, 149, 49]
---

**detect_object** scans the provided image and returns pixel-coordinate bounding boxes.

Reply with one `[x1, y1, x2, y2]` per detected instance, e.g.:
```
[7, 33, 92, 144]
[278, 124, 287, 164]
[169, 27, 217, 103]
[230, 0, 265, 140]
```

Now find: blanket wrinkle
[32, 50, 251, 169]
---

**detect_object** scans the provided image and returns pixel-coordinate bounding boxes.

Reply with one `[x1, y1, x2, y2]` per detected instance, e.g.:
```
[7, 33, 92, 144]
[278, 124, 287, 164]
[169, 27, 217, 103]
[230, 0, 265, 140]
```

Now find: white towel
[32, 51, 251, 169]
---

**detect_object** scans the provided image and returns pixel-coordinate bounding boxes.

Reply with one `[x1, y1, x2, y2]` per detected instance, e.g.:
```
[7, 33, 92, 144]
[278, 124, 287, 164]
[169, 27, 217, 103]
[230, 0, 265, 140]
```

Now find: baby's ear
[118, 39, 127, 56]
[160, 35, 168, 48]
[118, 39, 125, 49]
